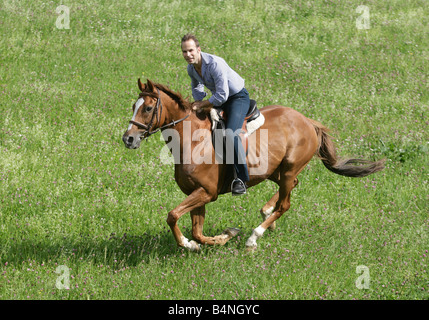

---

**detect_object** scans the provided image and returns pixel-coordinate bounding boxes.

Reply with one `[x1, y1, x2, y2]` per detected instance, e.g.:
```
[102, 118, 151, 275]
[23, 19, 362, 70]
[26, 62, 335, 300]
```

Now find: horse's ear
[138, 78, 146, 92]
[146, 79, 155, 92]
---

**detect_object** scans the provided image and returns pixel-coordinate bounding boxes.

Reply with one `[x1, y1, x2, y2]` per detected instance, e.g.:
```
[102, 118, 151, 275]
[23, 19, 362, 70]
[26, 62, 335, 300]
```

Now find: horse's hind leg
[246, 169, 301, 250]
[191, 206, 240, 246]
[261, 177, 299, 231]
[260, 191, 279, 231]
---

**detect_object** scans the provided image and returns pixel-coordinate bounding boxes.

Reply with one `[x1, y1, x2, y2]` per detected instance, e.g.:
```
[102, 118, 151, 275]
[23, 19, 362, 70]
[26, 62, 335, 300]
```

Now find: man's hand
[192, 100, 213, 112]
[210, 108, 220, 131]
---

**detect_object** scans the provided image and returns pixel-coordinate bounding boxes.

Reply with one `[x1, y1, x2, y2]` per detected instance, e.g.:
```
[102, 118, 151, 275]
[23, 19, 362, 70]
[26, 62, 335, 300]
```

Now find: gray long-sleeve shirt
[187, 52, 245, 107]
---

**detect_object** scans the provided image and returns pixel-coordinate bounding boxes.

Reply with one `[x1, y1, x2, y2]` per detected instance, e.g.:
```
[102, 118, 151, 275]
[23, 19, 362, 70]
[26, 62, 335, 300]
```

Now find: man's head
[181, 33, 201, 66]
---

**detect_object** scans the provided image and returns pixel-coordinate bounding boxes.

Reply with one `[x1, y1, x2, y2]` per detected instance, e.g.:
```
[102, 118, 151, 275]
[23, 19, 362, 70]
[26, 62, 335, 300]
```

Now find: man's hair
[181, 33, 200, 48]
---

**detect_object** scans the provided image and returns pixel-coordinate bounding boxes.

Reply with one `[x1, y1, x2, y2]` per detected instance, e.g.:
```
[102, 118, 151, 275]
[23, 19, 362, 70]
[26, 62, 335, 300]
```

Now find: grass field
[0, 0, 428, 300]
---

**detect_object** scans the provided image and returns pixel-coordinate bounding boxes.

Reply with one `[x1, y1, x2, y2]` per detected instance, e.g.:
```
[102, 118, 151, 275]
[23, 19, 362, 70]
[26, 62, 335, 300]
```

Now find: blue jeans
[221, 88, 250, 182]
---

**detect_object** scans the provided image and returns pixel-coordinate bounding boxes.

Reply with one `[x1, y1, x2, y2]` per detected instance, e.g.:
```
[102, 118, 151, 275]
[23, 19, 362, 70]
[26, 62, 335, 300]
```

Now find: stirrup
[231, 178, 247, 196]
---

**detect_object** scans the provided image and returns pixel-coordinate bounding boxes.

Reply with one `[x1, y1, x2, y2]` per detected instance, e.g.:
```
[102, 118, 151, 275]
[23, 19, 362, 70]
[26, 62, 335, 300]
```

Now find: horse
[122, 79, 385, 251]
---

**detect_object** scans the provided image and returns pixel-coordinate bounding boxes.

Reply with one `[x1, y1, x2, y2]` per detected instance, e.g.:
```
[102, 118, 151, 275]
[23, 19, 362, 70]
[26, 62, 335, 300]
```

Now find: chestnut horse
[122, 79, 385, 251]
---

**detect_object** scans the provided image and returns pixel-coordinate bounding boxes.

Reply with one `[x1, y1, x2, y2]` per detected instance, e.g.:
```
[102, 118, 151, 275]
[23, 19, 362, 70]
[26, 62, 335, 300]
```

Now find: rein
[129, 88, 190, 139]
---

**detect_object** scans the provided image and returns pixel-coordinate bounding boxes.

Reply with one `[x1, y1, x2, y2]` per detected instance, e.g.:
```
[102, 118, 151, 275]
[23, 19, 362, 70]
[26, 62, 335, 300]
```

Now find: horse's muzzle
[122, 132, 142, 149]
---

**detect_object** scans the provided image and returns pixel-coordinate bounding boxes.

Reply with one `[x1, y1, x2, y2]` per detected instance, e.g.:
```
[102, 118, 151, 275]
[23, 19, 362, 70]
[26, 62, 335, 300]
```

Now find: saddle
[210, 99, 265, 162]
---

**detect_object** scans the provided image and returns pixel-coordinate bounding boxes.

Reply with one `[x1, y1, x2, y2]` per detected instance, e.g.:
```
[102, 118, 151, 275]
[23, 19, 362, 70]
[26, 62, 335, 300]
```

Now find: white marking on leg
[262, 206, 275, 220]
[127, 97, 144, 131]
[245, 225, 266, 248]
[265, 206, 275, 215]
[181, 235, 201, 251]
[181, 235, 191, 248]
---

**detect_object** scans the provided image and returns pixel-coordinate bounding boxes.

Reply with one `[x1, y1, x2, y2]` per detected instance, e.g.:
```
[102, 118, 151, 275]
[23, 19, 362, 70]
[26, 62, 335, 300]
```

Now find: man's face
[181, 40, 201, 65]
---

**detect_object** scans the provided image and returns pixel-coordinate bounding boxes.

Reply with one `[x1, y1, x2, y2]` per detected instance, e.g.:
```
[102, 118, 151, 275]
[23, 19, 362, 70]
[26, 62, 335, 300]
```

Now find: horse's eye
[145, 106, 153, 112]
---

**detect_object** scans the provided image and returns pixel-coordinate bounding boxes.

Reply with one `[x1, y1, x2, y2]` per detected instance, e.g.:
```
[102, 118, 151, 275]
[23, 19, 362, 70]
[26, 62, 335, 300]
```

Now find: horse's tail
[310, 119, 385, 177]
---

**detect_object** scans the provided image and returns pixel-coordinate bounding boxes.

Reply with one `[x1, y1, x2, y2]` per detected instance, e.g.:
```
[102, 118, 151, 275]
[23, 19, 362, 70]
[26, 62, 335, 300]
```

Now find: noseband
[128, 88, 189, 139]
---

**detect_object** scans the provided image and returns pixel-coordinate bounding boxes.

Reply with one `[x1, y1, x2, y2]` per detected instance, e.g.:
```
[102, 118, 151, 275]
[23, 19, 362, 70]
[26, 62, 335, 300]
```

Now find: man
[181, 33, 250, 195]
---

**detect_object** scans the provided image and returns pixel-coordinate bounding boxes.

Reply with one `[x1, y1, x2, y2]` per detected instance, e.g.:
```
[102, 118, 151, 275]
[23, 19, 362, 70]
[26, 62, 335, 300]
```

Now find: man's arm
[188, 65, 207, 101]
[192, 99, 213, 111]
[208, 61, 229, 107]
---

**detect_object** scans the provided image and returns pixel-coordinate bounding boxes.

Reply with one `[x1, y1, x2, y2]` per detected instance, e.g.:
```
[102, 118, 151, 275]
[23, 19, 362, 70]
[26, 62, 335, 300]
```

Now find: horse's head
[122, 79, 162, 149]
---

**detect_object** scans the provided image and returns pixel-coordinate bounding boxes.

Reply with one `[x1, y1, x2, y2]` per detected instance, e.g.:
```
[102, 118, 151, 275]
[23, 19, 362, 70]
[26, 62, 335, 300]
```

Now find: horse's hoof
[245, 245, 257, 253]
[189, 240, 201, 252]
[223, 227, 241, 238]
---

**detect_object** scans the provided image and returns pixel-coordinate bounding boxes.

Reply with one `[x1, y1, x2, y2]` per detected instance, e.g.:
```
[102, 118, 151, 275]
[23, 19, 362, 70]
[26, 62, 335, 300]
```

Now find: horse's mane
[147, 83, 192, 112]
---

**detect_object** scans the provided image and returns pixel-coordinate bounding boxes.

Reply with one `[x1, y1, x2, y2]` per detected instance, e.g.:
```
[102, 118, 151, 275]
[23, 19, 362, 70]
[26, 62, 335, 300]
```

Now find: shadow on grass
[0, 227, 246, 269]
[1, 230, 180, 268]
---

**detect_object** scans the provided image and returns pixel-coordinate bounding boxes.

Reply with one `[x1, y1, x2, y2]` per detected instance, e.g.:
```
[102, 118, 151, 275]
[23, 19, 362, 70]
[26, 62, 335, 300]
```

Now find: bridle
[128, 88, 190, 139]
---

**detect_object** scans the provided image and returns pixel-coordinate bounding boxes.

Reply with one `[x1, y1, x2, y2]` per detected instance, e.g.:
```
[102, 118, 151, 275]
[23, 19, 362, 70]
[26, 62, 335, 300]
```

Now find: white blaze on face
[127, 97, 145, 131]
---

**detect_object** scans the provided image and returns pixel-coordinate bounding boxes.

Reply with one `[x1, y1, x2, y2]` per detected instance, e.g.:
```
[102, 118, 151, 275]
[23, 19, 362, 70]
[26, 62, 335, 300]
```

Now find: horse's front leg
[191, 206, 240, 246]
[166, 187, 213, 251]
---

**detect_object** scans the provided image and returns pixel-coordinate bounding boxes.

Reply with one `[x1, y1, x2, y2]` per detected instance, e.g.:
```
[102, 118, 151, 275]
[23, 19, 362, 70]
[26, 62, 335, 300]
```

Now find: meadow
[0, 0, 427, 300]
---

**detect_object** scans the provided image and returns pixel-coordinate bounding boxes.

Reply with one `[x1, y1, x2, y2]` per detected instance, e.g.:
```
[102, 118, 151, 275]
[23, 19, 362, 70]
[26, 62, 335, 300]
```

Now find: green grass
[0, 0, 428, 300]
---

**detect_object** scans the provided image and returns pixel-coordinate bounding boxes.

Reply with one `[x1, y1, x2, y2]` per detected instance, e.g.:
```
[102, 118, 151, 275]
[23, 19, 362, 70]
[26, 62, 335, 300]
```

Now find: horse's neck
[159, 91, 211, 130]
[175, 112, 211, 142]
[163, 101, 210, 134]
[161, 111, 212, 165]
